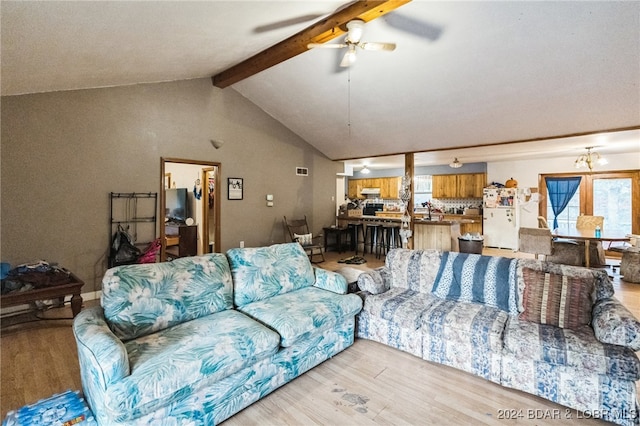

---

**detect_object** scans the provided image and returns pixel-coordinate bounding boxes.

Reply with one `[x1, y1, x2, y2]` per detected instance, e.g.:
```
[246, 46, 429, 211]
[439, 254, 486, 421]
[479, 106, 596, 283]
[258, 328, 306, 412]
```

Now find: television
[165, 188, 189, 223]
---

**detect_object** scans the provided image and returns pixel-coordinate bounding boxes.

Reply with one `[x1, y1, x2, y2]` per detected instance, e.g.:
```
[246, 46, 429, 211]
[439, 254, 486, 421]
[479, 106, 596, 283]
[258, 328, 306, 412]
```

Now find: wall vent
[296, 167, 309, 176]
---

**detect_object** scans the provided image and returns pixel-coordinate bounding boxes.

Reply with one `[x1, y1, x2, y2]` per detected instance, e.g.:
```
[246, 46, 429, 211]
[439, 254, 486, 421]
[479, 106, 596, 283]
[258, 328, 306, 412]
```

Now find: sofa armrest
[357, 267, 391, 295]
[73, 306, 130, 392]
[314, 268, 348, 294]
[592, 298, 640, 351]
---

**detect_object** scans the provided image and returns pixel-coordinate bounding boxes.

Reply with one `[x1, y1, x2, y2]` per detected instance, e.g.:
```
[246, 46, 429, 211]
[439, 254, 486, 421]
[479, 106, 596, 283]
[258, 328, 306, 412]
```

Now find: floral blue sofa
[357, 249, 640, 426]
[73, 243, 362, 425]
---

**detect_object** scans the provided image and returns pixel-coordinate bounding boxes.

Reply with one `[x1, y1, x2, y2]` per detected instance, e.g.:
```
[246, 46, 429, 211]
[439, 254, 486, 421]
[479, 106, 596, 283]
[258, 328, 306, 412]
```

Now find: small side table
[1, 272, 84, 318]
[323, 227, 351, 253]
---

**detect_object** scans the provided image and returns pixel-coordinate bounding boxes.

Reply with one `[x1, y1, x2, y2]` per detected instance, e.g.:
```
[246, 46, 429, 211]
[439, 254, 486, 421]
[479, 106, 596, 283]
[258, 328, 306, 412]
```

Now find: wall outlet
[240, 241, 244, 248]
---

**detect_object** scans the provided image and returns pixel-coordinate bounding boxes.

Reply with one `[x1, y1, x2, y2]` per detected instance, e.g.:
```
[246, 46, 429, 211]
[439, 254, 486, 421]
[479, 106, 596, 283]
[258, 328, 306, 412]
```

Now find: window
[414, 175, 432, 207]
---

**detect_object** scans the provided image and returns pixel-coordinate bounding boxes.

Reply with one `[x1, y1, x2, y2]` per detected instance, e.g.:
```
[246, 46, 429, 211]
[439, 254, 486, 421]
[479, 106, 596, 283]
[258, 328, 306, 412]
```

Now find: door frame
[539, 169, 640, 234]
[160, 157, 222, 261]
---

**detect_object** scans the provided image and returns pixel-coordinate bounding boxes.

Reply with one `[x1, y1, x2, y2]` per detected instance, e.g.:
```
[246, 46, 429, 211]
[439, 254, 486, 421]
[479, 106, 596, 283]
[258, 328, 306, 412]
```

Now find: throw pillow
[294, 233, 313, 245]
[519, 267, 594, 329]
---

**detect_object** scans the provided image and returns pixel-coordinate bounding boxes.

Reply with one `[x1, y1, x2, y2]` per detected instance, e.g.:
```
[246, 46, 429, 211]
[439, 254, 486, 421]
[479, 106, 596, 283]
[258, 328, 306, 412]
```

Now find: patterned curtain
[545, 177, 582, 230]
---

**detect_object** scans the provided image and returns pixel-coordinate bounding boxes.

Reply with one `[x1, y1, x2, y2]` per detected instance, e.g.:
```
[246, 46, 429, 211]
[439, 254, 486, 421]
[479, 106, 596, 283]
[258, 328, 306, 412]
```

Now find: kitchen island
[337, 215, 477, 252]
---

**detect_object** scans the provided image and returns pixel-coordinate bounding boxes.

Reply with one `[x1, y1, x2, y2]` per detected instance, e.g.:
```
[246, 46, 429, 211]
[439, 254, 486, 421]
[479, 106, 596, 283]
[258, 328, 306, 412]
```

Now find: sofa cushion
[237, 287, 363, 347]
[362, 287, 440, 329]
[104, 309, 280, 421]
[227, 243, 315, 306]
[503, 317, 640, 381]
[102, 254, 233, 341]
[421, 299, 508, 382]
[519, 267, 593, 329]
[385, 249, 442, 293]
[432, 252, 519, 314]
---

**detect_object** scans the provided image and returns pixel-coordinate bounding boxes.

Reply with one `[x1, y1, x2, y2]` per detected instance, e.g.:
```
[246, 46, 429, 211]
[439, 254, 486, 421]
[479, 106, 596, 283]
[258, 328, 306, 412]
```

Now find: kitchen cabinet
[432, 173, 486, 198]
[348, 177, 401, 199]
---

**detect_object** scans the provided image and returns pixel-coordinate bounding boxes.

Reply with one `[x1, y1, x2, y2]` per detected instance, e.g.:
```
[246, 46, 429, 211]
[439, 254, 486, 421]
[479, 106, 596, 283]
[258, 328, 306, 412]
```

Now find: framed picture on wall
[228, 178, 243, 200]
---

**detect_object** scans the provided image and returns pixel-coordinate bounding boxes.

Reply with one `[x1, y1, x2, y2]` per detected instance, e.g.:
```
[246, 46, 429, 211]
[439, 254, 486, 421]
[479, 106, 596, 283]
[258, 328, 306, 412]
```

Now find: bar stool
[348, 222, 366, 255]
[375, 224, 387, 259]
[364, 223, 383, 256]
[384, 223, 402, 252]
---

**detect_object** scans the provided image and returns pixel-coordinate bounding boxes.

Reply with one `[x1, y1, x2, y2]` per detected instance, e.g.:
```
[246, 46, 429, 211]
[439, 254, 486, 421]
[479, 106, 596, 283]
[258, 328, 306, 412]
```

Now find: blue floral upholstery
[421, 299, 508, 383]
[356, 266, 390, 295]
[314, 267, 349, 294]
[356, 249, 640, 426]
[238, 287, 362, 347]
[227, 243, 315, 306]
[74, 244, 362, 425]
[593, 298, 640, 351]
[101, 254, 233, 340]
[503, 317, 640, 381]
[385, 249, 441, 292]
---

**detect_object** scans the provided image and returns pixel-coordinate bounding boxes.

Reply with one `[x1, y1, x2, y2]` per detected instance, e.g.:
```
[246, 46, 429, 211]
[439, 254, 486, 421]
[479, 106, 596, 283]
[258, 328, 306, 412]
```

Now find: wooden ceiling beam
[212, 0, 411, 88]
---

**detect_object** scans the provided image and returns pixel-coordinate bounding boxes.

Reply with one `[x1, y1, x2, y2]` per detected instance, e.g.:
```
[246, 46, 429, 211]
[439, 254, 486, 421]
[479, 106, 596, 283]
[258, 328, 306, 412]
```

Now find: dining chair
[576, 215, 606, 267]
[518, 227, 553, 259]
[520, 227, 583, 265]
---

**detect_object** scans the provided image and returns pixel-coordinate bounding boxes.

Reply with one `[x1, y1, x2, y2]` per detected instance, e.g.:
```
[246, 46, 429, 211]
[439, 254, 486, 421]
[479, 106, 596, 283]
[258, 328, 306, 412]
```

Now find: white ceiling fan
[307, 19, 396, 67]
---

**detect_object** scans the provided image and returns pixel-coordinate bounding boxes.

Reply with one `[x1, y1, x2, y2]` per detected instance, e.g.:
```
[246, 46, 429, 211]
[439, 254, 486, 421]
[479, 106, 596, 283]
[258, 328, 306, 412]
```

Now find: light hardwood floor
[1, 248, 637, 424]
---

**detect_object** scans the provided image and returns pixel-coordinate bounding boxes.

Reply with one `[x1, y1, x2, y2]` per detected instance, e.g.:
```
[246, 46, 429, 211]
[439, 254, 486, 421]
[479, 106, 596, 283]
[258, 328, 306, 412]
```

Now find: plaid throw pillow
[519, 268, 594, 329]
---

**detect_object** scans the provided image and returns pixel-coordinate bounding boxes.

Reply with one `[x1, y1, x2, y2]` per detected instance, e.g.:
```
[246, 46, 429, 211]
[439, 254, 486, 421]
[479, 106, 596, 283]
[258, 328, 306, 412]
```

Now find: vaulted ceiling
[2, 1, 639, 166]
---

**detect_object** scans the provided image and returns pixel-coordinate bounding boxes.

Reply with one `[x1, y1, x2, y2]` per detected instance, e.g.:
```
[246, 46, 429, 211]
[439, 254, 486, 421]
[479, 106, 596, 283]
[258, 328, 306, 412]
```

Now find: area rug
[2, 390, 96, 426]
[337, 255, 367, 264]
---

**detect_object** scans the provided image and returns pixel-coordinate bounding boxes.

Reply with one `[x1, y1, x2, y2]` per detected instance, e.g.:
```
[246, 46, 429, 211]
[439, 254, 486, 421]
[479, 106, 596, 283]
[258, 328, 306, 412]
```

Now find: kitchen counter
[337, 215, 468, 252]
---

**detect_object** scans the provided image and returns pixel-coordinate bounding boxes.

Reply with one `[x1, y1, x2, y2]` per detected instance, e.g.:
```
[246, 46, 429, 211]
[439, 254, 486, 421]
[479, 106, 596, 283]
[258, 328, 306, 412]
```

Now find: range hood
[361, 188, 381, 195]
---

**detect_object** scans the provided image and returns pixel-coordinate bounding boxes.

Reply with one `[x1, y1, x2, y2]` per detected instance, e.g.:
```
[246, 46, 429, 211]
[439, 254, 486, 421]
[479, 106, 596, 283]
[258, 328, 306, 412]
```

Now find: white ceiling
[2, 1, 639, 167]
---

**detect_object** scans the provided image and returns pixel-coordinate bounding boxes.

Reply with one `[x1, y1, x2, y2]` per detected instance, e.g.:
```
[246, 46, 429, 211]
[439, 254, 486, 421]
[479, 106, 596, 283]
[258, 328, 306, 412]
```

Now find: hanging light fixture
[574, 147, 607, 171]
[449, 158, 463, 168]
[361, 165, 371, 174]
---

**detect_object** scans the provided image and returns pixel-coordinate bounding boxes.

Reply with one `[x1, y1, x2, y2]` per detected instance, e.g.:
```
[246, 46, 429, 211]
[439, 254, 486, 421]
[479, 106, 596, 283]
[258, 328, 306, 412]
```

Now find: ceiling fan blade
[382, 12, 443, 42]
[253, 14, 325, 33]
[359, 42, 396, 51]
[307, 42, 348, 49]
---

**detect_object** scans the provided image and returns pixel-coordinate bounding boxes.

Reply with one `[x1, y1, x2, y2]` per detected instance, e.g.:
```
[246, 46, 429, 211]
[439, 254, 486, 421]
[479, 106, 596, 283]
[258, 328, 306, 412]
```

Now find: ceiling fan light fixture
[345, 19, 365, 43]
[449, 158, 463, 168]
[341, 45, 358, 67]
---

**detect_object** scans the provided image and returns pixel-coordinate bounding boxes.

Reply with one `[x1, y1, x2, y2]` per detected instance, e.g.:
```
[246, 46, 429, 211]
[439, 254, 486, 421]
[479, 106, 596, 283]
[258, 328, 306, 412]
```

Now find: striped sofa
[356, 249, 640, 426]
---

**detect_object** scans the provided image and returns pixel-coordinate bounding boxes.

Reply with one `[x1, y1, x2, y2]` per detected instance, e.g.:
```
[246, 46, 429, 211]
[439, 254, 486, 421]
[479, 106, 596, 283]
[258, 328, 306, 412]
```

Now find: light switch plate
[266, 194, 274, 201]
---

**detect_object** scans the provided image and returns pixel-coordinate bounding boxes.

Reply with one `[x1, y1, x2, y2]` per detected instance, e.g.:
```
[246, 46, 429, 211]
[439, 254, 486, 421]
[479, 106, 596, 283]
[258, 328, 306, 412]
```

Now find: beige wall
[1, 78, 341, 292]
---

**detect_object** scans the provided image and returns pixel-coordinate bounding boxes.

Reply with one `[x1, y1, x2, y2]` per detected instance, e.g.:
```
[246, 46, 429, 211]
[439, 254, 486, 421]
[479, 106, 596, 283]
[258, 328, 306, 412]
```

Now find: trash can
[458, 235, 483, 254]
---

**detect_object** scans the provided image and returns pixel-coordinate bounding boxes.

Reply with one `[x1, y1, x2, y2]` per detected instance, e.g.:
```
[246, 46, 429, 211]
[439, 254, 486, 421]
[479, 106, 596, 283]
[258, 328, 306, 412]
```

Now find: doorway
[160, 158, 221, 261]
[540, 170, 639, 235]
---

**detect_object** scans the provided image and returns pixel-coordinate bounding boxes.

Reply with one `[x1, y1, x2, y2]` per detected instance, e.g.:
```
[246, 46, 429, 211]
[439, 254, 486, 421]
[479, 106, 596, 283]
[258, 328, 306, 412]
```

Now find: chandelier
[574, 147, 607, 171]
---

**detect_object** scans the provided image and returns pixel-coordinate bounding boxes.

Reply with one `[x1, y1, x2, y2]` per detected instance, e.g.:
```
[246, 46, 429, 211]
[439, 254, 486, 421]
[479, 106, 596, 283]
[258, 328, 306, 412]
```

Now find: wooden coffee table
[1, 272, 84, 318]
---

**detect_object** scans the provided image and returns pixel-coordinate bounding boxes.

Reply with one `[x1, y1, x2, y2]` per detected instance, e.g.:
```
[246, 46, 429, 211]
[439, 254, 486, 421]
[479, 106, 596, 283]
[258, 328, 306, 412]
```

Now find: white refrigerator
[483, 188, 520, 250]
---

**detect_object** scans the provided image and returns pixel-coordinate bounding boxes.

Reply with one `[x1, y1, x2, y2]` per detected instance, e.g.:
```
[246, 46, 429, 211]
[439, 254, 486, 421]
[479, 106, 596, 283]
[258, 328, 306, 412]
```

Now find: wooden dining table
[553, 229, 630, 268]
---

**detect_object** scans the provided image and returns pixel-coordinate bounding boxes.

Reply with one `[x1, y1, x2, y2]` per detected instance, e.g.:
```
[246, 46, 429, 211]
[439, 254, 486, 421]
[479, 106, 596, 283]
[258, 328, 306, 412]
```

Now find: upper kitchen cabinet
[348, 177, 401, 199]
[432, 173, 486, 198]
